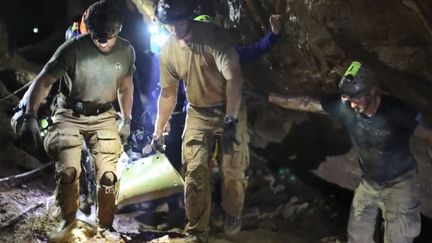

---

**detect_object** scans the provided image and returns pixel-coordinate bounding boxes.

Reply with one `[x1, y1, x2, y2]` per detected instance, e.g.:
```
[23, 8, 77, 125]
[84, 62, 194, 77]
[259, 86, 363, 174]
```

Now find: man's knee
[100, 171, 117, 186]
[223, 178, 247, 198]
[384, 205, 421, 240]
[57, 167, 78, 185]
[185, 165, 209, 201]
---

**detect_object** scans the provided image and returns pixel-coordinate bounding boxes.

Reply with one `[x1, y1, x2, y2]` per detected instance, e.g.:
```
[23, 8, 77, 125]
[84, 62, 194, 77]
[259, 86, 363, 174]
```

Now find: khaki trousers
[44, 107, 122, 228]
[182, 103, 249, 239]
[348, 176, 421, 243]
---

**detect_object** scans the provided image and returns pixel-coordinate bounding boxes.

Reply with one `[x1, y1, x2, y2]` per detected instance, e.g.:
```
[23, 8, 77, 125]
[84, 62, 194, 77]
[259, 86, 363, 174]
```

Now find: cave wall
[131, 0, 432, 217]
[0, 0, 432, 218]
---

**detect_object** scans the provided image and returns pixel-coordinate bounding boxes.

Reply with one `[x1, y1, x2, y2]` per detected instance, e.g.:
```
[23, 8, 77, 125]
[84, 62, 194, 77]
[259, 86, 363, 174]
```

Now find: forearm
[413, 116, 432, 145]
[225, 76, 244, 118]
[154, 87, 177, 137]
[117, 77, 134, 121]
[25, 72, 56, 116]
[268, 92, 327, 115]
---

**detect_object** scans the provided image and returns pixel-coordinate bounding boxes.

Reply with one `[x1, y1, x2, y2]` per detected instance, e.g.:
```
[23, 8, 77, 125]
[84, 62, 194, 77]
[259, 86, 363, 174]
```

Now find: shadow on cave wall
[256, 113, 353, 201]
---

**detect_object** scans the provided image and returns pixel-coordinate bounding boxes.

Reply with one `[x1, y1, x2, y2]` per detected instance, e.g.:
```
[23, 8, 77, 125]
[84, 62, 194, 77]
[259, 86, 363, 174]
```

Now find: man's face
[91, 34, 117, 53]
[341, 93, 374, 114]
[165, 19, 191, 40]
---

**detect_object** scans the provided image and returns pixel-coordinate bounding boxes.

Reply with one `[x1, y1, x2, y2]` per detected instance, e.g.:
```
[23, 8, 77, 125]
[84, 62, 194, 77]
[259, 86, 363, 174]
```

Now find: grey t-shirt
[43, 34, 135, 105]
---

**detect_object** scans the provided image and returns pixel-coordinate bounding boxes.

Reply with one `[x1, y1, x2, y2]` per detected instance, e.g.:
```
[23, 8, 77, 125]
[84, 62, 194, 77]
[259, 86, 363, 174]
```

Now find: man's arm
[154, 84, 178, 138]
[413, 114, 432, 145]
[268, 92, 327, 115]
[25, 70, 57, 116]
[117, 74, 134, 121]
[235, 15, 282, 65]
[223, 56, 244, 118]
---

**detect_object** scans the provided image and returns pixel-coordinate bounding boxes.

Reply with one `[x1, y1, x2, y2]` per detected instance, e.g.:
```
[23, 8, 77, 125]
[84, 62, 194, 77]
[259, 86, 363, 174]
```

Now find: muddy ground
[0, 151, 350, 243]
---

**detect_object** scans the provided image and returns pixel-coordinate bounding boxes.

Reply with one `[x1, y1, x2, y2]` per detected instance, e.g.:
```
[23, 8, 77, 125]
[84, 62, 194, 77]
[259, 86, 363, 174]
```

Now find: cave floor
[0, 173, 346, 243]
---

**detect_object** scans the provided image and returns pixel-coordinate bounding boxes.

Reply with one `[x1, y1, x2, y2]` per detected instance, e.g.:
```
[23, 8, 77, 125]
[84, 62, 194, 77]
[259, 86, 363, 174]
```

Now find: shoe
[224, 215, 242, 237]
[184, 234, 208, 243]
[48, 219, 77, 243]
[97, 226, 122, 242]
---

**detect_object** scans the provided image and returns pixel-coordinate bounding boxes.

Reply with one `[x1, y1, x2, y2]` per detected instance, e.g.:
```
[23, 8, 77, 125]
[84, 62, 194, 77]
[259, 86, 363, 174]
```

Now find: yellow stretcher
[115, 153, 184, 206]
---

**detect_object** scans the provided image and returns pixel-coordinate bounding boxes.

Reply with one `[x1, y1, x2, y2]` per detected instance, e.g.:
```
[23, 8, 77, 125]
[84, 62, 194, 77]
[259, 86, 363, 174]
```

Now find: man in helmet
[247, 60, 432, 242]
[152, 0, 248, 242]
[20, 0, 134, 241]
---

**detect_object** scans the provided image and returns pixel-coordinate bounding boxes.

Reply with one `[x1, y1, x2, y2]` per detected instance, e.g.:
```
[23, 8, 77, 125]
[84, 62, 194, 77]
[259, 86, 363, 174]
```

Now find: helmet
[65, 21, 81, 40]
[84, 0, 122, 43]
[193, 14, 217, 24]
[338, 61, 375, 98]
[155, 0, 195, 24]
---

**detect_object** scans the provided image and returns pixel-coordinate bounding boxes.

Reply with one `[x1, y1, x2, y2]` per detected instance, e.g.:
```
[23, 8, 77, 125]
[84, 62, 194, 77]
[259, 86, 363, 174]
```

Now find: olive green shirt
[43, 34, 135, 105]
[159, 22, 238, 108]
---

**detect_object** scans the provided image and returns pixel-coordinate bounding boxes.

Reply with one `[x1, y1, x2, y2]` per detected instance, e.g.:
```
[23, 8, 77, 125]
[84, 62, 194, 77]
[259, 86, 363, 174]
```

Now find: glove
[222, 116, 239, 154]
[243, 88, 268, 107]
[20, 113, 42, 154]
[151, 134, 165, 153]
[118, 119, 131, 145]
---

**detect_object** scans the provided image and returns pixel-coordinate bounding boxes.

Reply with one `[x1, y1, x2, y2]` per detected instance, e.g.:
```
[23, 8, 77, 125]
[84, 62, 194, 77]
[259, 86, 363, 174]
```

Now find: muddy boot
[184, 234, 208, 243]
[48, 219, 77, 243]
[224, 215, 241, 237]
[97, 226, 122, 242]
[97, 184, 117, 229]
[51, 177, 80, 242]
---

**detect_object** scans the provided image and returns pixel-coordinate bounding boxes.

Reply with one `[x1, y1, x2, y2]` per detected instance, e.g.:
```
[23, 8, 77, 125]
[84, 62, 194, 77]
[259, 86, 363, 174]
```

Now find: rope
[0, 81, 32, 102]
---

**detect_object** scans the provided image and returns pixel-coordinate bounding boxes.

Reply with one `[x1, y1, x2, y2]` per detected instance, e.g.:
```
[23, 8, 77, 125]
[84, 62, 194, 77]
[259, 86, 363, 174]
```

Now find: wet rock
[281, 197, 309, 220]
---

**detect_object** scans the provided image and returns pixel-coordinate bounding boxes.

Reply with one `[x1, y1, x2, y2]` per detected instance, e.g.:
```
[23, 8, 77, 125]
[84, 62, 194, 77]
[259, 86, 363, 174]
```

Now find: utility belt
[189, 102, 226, 116]
[63, 97, 112, 117]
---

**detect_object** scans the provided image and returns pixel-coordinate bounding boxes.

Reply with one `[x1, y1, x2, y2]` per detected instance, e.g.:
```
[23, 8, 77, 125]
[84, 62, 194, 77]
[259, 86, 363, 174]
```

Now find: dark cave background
[1, 0, 432, 242]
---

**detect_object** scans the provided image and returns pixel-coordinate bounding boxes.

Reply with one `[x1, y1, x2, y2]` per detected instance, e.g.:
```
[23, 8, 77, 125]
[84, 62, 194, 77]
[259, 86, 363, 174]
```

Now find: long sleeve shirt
[235, 31, 280, 65]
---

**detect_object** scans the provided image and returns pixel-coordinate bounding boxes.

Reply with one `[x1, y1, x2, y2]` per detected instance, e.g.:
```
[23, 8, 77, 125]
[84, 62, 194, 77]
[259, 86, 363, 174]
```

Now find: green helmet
[338, 61, 375, 98]
[194, 14, 217, 24]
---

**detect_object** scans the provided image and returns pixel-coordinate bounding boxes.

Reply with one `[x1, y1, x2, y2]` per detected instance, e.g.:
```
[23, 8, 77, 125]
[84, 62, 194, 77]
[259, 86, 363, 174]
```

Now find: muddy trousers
[182, 104, 249, 239]
[44, 109, 122, 228]
[347, 177, 421, 243]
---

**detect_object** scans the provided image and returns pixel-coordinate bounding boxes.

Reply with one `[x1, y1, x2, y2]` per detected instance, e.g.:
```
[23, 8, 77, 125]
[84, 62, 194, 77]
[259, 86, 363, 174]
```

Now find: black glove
[151, 134, 165, 153]
[222, 116, 239, 154]
[243, 88, 268, 107]
[20, 113, 42, 155]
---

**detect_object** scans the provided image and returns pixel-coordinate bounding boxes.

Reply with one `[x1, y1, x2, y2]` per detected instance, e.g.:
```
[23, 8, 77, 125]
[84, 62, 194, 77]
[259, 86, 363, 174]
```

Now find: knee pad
[58, 167, 77, 185]
[100, 172, 117, 186]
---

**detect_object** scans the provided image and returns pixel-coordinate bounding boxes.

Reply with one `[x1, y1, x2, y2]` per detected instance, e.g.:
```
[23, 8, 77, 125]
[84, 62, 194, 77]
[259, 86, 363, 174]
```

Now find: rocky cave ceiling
[1, 0, 432, 218]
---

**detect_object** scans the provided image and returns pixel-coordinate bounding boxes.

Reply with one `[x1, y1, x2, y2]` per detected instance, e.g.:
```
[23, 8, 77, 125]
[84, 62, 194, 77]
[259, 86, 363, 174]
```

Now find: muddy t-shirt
[159, 21, 239, 107]
[43, 34, 135, 105]
[321, 94, 418, 185]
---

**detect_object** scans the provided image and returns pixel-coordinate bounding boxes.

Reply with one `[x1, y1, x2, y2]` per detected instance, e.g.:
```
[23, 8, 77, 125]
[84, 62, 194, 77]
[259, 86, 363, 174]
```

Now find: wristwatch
[223, 116, 238, 124]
